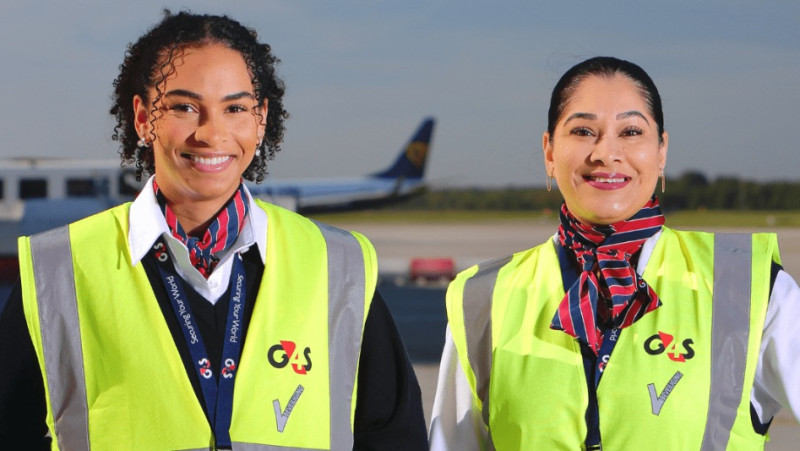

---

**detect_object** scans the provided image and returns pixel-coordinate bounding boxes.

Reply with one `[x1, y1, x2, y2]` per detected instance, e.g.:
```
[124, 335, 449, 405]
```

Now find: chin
[185, 182, 235, 199]
[576, 208, 635, 226]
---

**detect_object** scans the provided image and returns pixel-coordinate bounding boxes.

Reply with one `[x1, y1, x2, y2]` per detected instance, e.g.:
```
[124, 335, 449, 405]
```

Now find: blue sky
[1, 1, 798, 187]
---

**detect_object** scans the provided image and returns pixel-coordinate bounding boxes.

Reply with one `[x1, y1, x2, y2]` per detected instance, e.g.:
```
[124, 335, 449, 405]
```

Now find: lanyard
[556, 242, 620, 386]
[557, 242, 617, 449]
[151, 239, 246, 448]
[594, 327, 618, 386]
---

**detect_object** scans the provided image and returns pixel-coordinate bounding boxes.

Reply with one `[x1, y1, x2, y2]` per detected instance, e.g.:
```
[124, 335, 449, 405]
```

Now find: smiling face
[133, 43, 266, 209]
[543, 74, 668, 225]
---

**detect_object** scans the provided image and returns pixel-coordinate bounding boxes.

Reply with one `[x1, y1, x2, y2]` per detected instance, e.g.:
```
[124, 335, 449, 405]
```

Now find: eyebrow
[163, 89, 255, 102]
[564, 112, 596, 124]
[223, 91, 256, 102]
[563, 111, 650, 125]
[616, 110, 650, 125]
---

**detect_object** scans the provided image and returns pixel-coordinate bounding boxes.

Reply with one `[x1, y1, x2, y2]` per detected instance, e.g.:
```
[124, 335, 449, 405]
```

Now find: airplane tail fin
[373, 118, 435, 179]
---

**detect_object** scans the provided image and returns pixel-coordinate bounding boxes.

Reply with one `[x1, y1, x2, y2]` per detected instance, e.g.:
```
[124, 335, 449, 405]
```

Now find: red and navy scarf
[153, 180, 249, 278]
[550, 197, 665, 354]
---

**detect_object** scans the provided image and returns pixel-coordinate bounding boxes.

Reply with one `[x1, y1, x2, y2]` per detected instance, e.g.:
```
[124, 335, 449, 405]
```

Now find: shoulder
[23, 204, 130, 250]
[253, 200, 348, 235]
[34, 203, 130, 235]
[447, 238, 557, 313]
[660, 226, 777, 244]
[454, 237, 557, 284]
[255, 199, 375, 249]
[253, 198, 303, 219]
[657, 226, 713, 243]
[73, 203, 132, 246]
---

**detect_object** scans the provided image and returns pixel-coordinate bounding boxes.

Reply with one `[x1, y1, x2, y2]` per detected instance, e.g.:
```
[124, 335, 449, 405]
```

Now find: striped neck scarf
[153, 180, 249, 278]
[550, 197, 665, 355]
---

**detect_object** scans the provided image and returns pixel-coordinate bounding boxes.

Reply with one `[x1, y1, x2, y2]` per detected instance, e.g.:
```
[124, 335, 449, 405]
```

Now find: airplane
[251, 117, 435, 213]
[0, 117, 436, 271]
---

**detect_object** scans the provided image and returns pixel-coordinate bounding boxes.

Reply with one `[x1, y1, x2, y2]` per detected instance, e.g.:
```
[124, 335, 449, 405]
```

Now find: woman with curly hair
[0, 11, 427, 449]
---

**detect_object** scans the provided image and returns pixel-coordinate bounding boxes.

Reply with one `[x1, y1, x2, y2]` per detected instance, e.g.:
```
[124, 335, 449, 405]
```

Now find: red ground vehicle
[409, 258, 455, 286]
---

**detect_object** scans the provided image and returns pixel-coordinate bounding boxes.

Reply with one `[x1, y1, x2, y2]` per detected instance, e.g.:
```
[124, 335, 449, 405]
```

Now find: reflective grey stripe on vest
[700, 233, 752, 451]
[31, 221, 366, 451]
[29, 226, 90, 450]
[461, 256, 512, 436]
[313, 221, 367, 451]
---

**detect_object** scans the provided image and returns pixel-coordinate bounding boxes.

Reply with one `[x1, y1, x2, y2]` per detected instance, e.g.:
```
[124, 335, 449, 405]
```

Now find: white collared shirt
[127, 176, 267, 304]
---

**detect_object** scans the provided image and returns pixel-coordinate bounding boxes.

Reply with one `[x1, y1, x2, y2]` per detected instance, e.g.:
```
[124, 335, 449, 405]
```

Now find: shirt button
[209, 279, 218, 289]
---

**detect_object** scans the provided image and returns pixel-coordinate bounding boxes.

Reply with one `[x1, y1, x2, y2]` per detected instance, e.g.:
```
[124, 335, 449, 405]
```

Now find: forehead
[153, 43, 254, 92]
[562, 74, 651, 118]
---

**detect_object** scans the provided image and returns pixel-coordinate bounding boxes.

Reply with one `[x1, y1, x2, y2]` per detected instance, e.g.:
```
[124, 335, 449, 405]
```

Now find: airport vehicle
[409, 257, 455, 286]
[0, 117, 436, 266]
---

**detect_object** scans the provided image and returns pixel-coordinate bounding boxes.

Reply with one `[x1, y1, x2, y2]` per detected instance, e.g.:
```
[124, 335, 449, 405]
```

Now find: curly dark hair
[110, 10, 288, 183]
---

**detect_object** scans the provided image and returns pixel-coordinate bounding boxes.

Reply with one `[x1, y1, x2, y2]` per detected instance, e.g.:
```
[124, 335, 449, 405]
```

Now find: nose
[194, 111, 225, 147]
[588, 135, 622, 165]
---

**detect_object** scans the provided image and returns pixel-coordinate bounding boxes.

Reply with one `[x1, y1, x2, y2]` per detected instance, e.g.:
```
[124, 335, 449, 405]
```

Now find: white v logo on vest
[648, 371, 683, 415]
[273, 384, 305, 432]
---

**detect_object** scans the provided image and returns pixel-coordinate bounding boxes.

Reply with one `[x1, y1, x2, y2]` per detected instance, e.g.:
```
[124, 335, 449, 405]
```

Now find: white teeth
[189, 155, 231, 165]
[592, 177, 625, 183]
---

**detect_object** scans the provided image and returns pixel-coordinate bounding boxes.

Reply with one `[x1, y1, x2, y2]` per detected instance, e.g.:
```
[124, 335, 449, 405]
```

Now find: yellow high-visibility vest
[447, 228, 777, 450]
[19, 200, 376, 450]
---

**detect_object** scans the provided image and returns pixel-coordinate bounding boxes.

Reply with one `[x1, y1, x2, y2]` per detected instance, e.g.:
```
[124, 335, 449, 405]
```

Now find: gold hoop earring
[660, 169, 666, 193]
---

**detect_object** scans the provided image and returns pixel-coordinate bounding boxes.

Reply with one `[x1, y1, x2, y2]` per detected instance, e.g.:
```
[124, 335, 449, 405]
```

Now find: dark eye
[621, 126, 643, 137]
[570, 127, 594, 137]
[169, 103, 196, 113]
[227, 103, 249, 113]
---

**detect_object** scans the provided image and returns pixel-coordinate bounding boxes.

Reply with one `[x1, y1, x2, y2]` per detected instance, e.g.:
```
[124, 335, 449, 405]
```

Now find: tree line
[393, 171, 800, 211]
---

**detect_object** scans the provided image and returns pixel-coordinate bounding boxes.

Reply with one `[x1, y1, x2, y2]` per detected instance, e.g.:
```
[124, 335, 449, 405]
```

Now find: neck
[153, 179, 245, 237]
[167, 197, 227, 237]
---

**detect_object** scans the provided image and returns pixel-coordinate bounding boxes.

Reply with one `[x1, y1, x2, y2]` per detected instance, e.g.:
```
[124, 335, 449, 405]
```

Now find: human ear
[658, 130, 669, 169]
[542, 131, 555, 176]
[254, 99, 268, 142]
[133, 95, 150, 139]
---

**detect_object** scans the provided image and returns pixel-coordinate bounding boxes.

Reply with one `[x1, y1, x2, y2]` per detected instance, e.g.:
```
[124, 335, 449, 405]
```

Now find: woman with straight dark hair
[429, 56, 799, 450]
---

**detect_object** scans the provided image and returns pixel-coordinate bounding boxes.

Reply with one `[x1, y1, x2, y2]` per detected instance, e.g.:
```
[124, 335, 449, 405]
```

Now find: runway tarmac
[330, 218, 800, 449]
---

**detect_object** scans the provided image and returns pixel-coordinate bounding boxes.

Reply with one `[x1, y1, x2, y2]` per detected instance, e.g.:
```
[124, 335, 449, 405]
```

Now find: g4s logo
[153, 241, 168, 262]
[197, 358, 213, 379]
[644, 331, 695, 362]
[268, 340, 312, 374]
